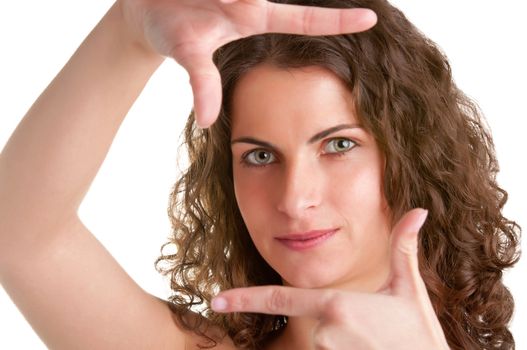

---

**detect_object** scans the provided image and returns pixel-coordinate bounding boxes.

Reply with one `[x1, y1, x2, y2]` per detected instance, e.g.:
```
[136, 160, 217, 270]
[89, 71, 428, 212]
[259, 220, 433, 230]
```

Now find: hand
[118, 0, 377, 128]
[211, 209, 450, 350]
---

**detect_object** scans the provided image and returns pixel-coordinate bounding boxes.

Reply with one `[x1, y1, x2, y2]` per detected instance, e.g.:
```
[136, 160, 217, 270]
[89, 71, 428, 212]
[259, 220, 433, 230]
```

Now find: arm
[0, 2, 164, 252]
[0, 1, 377, 348]
[0, 3, 191, 349]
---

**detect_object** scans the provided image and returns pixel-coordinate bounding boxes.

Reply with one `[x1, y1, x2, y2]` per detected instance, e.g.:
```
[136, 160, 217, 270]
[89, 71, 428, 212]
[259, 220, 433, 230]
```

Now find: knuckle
[266, 289, 290, 313]
[264, 4, 273, 32]
[312, 326, 333, 350]
[237, 293, 252, 310]
[325, 293, 348, 321]
[229, 292, 252, 311]
[302, 7, 315, 33]
[397, 241, 418, 256]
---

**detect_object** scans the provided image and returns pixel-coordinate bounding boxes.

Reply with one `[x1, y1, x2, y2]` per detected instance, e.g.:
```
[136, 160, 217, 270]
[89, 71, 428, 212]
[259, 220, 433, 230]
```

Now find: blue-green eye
[324, 138, 356, 154]
[243, 149, 276, 167]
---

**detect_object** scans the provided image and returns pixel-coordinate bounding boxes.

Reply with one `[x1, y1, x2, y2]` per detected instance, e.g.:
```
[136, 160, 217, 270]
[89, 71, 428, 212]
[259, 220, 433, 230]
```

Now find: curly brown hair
[154, 0, 522, 349]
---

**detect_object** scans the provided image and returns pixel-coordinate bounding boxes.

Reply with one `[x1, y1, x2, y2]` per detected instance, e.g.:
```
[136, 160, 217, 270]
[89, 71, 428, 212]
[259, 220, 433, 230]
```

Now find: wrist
[110, 0, 165, 62]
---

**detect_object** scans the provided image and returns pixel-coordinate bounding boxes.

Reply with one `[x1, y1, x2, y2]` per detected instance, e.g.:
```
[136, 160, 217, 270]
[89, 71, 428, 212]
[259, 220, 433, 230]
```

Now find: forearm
[0, 2, 165, 243]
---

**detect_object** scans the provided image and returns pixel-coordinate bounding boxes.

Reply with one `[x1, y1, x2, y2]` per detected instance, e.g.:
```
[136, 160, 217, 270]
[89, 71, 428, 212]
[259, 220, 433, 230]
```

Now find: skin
[217, 64, 450, 349]
[230, 63, 394, 348]
[120, 0, 378, 127]
[230, 64, 392, 292]
[0, 1, 379, 349]
[0, 0, 448, 348]
[122, 1, 446, 347]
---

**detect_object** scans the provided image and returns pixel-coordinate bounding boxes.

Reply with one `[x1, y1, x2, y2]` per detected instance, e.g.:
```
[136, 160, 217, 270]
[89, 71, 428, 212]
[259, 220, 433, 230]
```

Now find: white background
[1, 0, 525, 348]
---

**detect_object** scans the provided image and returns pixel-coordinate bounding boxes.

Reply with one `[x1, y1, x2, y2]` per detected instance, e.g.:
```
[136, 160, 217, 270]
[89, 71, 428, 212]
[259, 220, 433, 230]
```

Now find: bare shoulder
[156, 299, 237, 350]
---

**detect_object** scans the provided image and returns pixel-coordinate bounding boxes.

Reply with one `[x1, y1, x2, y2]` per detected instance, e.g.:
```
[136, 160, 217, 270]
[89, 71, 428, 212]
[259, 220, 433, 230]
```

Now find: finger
[184, 55, 223, 128]
[388, 208, 429, 297]
[211, 286, 334, 318]
[264, 3, 377, 35]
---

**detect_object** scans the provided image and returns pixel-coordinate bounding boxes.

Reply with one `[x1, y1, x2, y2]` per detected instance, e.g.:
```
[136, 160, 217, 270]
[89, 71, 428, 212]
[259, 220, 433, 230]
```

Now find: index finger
[264, 3, 378, 35]
[211, 286, 335, 318]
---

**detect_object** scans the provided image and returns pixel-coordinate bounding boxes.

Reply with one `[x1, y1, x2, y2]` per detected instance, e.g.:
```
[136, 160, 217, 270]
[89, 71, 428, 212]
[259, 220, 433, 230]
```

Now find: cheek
[328, 161, 391, 264]
[329, 159, 384, 206]
[233, 170, 271, 232]
[328, 158, 390, 239]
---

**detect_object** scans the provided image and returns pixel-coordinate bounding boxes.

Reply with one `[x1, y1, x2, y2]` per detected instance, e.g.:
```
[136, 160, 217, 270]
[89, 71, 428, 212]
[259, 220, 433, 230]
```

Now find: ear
[386, 208, 428, 297]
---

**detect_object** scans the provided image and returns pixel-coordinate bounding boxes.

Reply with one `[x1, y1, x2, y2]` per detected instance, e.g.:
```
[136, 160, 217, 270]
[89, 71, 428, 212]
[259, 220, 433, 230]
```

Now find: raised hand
[118, 0, 377, 128]
[211, 209, 451, 349]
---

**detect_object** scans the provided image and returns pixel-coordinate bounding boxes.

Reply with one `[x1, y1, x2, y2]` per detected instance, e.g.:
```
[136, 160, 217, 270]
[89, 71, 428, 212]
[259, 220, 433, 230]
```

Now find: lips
[275, 229, 339, 251]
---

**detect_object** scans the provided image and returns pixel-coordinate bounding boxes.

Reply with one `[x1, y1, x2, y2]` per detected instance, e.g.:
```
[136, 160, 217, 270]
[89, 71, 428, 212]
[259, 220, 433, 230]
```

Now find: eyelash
[240, 137, 358, 169]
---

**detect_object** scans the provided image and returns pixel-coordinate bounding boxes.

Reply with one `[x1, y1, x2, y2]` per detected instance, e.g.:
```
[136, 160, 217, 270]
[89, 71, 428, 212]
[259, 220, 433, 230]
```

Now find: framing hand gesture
[120, 0, 377, 127]
[212, 209, 451, 349]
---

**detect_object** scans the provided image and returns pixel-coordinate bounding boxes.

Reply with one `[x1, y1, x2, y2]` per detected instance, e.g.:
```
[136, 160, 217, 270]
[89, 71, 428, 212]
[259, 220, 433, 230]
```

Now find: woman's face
[230, 64, 392, 292]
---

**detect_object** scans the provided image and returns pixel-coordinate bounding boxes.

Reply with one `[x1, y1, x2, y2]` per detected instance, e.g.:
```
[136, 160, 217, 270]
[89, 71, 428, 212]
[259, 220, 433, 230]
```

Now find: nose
[276, 158, 321, 219]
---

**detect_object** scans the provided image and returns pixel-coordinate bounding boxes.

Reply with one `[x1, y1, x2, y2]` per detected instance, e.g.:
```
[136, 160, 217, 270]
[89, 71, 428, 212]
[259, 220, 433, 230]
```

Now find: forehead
[230, 64, 359, 136]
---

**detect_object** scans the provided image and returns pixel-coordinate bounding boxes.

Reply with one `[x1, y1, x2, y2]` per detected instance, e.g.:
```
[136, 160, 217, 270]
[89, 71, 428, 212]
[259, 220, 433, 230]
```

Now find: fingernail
[195, 118, 209, 130]
[195, 115, 204, 129]
[413, 209, 429, 232]
[211, 297, 228, 311]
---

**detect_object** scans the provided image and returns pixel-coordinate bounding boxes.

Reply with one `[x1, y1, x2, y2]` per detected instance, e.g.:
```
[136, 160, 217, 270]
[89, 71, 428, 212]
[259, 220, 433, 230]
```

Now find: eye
[242, 149, 276, 167]
[324, 138, 356, 154]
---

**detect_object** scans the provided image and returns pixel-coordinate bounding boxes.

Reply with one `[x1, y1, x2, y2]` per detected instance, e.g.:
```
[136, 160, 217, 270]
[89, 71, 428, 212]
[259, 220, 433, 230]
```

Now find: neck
[276, 316, 319, 350]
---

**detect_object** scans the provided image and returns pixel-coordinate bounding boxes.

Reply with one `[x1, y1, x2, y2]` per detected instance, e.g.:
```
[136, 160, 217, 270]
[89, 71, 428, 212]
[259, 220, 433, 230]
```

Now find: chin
[281, 270, 383, 292]
[281, 273, 338, 289]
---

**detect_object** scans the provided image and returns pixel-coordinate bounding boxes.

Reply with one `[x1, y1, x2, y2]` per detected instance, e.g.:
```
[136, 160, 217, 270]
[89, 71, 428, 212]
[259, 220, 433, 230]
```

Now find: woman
[0, 0, 521, 349]
[156, 1, 522, 349]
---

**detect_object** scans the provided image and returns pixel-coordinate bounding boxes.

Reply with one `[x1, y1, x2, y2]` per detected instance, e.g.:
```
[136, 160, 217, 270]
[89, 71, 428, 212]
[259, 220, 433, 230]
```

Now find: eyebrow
[230, 123, 363, 149]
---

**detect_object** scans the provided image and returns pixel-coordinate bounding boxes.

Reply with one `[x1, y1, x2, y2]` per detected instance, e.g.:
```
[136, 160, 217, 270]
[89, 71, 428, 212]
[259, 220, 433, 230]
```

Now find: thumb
[388, 208, 429, 297]
[185, 55, 223, 129]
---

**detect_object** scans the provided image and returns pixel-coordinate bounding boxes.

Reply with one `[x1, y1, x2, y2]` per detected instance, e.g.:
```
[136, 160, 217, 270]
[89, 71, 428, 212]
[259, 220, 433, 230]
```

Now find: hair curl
[154, 0, 522, 349]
